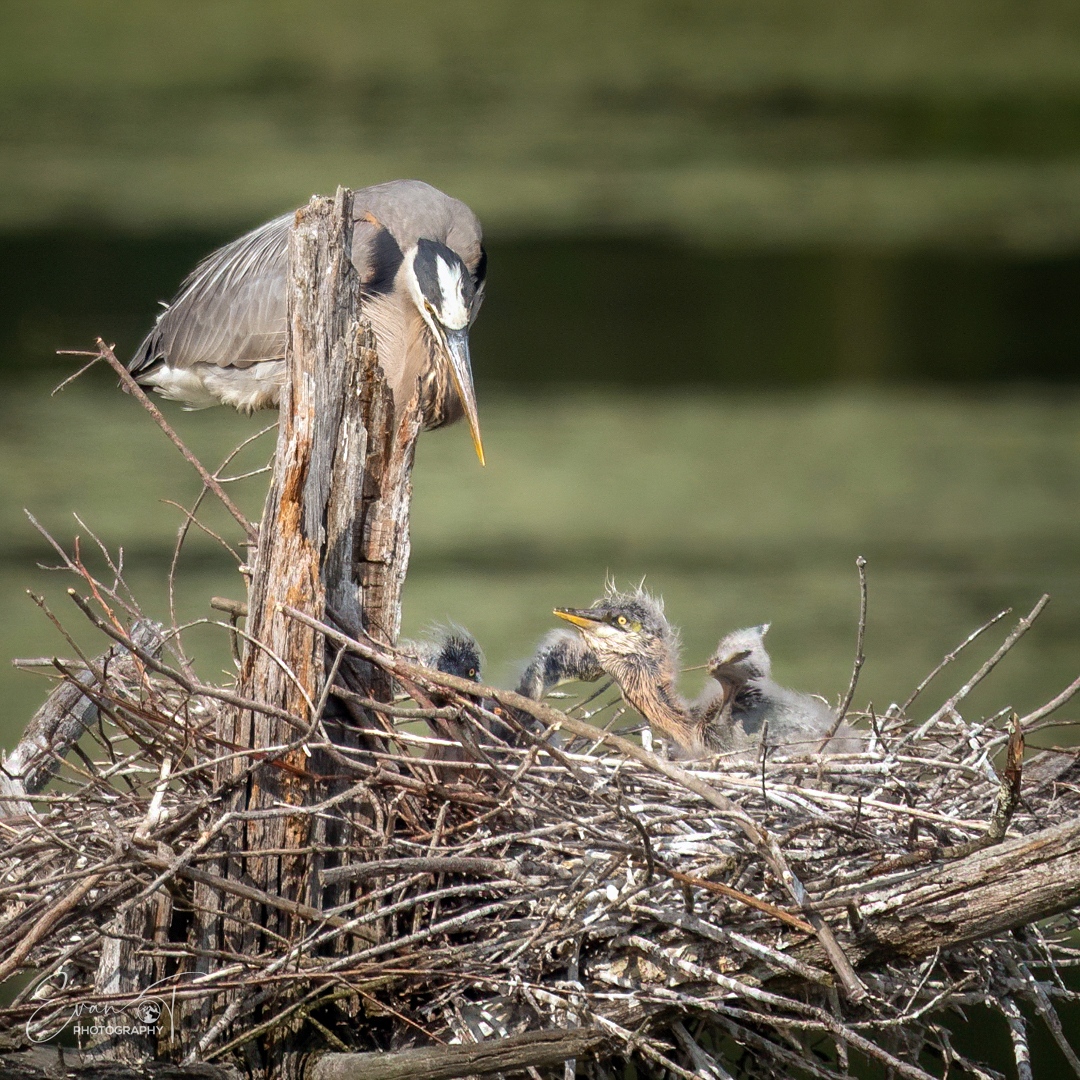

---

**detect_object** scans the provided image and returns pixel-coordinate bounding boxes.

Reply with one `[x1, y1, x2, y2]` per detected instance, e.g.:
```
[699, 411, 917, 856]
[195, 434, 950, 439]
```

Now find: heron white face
[404, 238, 485, 464]
[406, 239, 476, 336]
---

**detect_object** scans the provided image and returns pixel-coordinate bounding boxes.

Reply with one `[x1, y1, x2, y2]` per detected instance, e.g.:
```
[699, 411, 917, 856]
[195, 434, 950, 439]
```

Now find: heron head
[433, 628, 483, 682]
[405, 238, 485, 464]
[708, 623, 772, 683]
[553, 589, 674, 674]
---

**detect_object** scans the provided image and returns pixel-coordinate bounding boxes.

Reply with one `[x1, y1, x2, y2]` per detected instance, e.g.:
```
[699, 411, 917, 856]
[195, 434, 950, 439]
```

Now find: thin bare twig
[1017, 670, 1080, 731]
[80, 340, 257, 542]
[897, 594, 1050, 750]
[900, 607, 1011, 714]
[821, 555, 867, 746]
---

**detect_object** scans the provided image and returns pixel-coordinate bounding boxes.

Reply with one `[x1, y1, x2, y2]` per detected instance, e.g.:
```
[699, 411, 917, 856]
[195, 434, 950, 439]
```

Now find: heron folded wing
[130, 212, 292, 375]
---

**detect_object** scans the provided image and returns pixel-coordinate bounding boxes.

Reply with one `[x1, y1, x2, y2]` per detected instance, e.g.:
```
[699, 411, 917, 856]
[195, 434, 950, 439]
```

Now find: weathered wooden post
[184, 188, 422, 1070]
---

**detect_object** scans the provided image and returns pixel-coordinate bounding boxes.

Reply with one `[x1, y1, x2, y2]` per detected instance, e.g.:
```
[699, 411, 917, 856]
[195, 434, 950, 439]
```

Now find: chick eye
[468, 668, 476, 678]
[617, 615, 628, 626]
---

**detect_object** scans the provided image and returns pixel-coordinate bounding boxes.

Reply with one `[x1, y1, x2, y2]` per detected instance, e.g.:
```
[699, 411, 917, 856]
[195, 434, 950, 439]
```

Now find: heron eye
[616, 615, 628, 626]
[468, 668, 476, 678]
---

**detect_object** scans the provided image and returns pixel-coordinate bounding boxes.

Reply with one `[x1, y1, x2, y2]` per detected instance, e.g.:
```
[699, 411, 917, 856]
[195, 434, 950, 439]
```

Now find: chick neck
[599, 637, 709, 756]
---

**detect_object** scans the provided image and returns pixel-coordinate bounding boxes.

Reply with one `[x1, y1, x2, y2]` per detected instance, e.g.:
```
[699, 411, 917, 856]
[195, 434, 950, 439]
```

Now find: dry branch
[87, 341, 257, 543]
[830, 815, 1080, 963]
[1, 621, 164, 813]
[307, 1028, 607, 1080]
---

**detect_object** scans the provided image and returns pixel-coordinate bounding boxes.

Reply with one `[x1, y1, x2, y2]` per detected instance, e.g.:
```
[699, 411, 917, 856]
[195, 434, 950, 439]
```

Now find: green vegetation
[1, 2, 1080, 244]
[2, 380, 1077, 745]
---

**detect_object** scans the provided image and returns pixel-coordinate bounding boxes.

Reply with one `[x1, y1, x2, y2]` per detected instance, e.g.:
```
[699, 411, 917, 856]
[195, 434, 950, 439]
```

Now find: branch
[821, 554, 867, 746]
[88, 340, 257, 543]
[818, 814, 1080, 964]
[306, 1028, 607, 1080]
[2, 621, 165, 812]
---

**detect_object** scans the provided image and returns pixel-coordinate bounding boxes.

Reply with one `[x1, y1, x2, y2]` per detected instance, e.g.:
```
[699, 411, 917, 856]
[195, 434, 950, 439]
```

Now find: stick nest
[2, 533, 1079, 1080]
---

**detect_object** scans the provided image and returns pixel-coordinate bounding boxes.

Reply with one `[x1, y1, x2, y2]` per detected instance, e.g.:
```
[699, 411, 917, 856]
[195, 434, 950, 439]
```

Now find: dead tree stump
[183, 188, 422, 1068]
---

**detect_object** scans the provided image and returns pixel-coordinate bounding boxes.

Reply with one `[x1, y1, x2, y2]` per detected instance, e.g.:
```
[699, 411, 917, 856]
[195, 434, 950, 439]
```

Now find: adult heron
[128, 179, 487, 462]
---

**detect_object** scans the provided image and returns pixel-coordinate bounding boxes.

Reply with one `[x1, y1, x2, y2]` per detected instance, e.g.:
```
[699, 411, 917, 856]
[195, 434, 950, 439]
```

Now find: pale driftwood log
[0, 1031, 602, 1080]
[838, 815, 1080, 963]
[1, 621, 164, 816]
[0, 1045, 234, 1079]
[306, 1028, 607, 1080]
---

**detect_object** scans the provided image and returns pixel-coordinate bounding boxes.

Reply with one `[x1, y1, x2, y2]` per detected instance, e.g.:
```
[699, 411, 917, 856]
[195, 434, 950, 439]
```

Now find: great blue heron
[400, 627, 568, 754]
[555, 589, 861, 758]
[487, 628, 606, 744]
[410, 626, 602, 748]
[708, 624, 863, 754]
[129, 179, 487, 462]
[554, 588, 745, 757]
[401, 626, 483, 687]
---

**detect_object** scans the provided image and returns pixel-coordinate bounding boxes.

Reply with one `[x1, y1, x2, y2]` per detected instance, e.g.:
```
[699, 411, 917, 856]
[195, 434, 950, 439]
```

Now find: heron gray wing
[129, 179, 481, 377]
[130, 212, 293, 376]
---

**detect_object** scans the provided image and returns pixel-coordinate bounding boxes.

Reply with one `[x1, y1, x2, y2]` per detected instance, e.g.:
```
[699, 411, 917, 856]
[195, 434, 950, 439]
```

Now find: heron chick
[708, 624, 863, 754]
[400, 626, 483, 700]
[480, 628, 606, 745]
[516, 629, 604, 702]
[554, 588, 745, 758]
[129, 179, 487, 462]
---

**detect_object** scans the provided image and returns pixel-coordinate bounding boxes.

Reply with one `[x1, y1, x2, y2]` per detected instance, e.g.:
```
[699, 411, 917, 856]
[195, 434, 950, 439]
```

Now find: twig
[64, 591, 314, 732]
[663, 868, 813, 934]
[0, 857, 118, 981]
[897, 594, 1050, 750]
[211, 597, 249, 619]
[307, 1028, 608, 1080]
[83, 340, 257, 542]
[1007, 955, 1080, 1079]
[1017, 670, 1080, 731]
[1000, 996, 1033, 1080]
[821, 555, 867, 747]
[162, 500, 243, 563]
[871, 716, 1024, 875]
[900, 607, 1011, 714]
[638, 904, 827, 982]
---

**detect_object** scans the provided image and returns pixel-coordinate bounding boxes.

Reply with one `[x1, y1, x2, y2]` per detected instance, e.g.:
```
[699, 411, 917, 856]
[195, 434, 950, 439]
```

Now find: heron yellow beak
[553, 607, 602, 629]
[444, 327, 485, 466]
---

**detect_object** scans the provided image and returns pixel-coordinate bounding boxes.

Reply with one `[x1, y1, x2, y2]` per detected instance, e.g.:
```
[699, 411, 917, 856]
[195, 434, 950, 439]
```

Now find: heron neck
[611, 654, 706, 754]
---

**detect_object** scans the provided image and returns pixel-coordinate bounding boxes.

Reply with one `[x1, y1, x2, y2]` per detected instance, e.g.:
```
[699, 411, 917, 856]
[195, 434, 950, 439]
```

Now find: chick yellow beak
[553, 607, 602, 630]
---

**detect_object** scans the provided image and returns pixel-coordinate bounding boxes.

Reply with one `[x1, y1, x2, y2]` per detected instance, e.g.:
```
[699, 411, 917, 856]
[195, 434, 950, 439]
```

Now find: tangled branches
[1, 536, 1079, 1080]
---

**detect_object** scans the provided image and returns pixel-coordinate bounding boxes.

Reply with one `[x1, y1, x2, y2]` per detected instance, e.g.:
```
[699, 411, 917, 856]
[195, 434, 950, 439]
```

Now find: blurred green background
[2, 4, 1080, 1072]
[1, 1, 1079, 776]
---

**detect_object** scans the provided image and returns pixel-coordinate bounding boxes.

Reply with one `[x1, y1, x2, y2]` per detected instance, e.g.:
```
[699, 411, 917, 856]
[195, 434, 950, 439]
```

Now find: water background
[3, 6, 1080, 1070]
[3, 358, 1077, 746]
